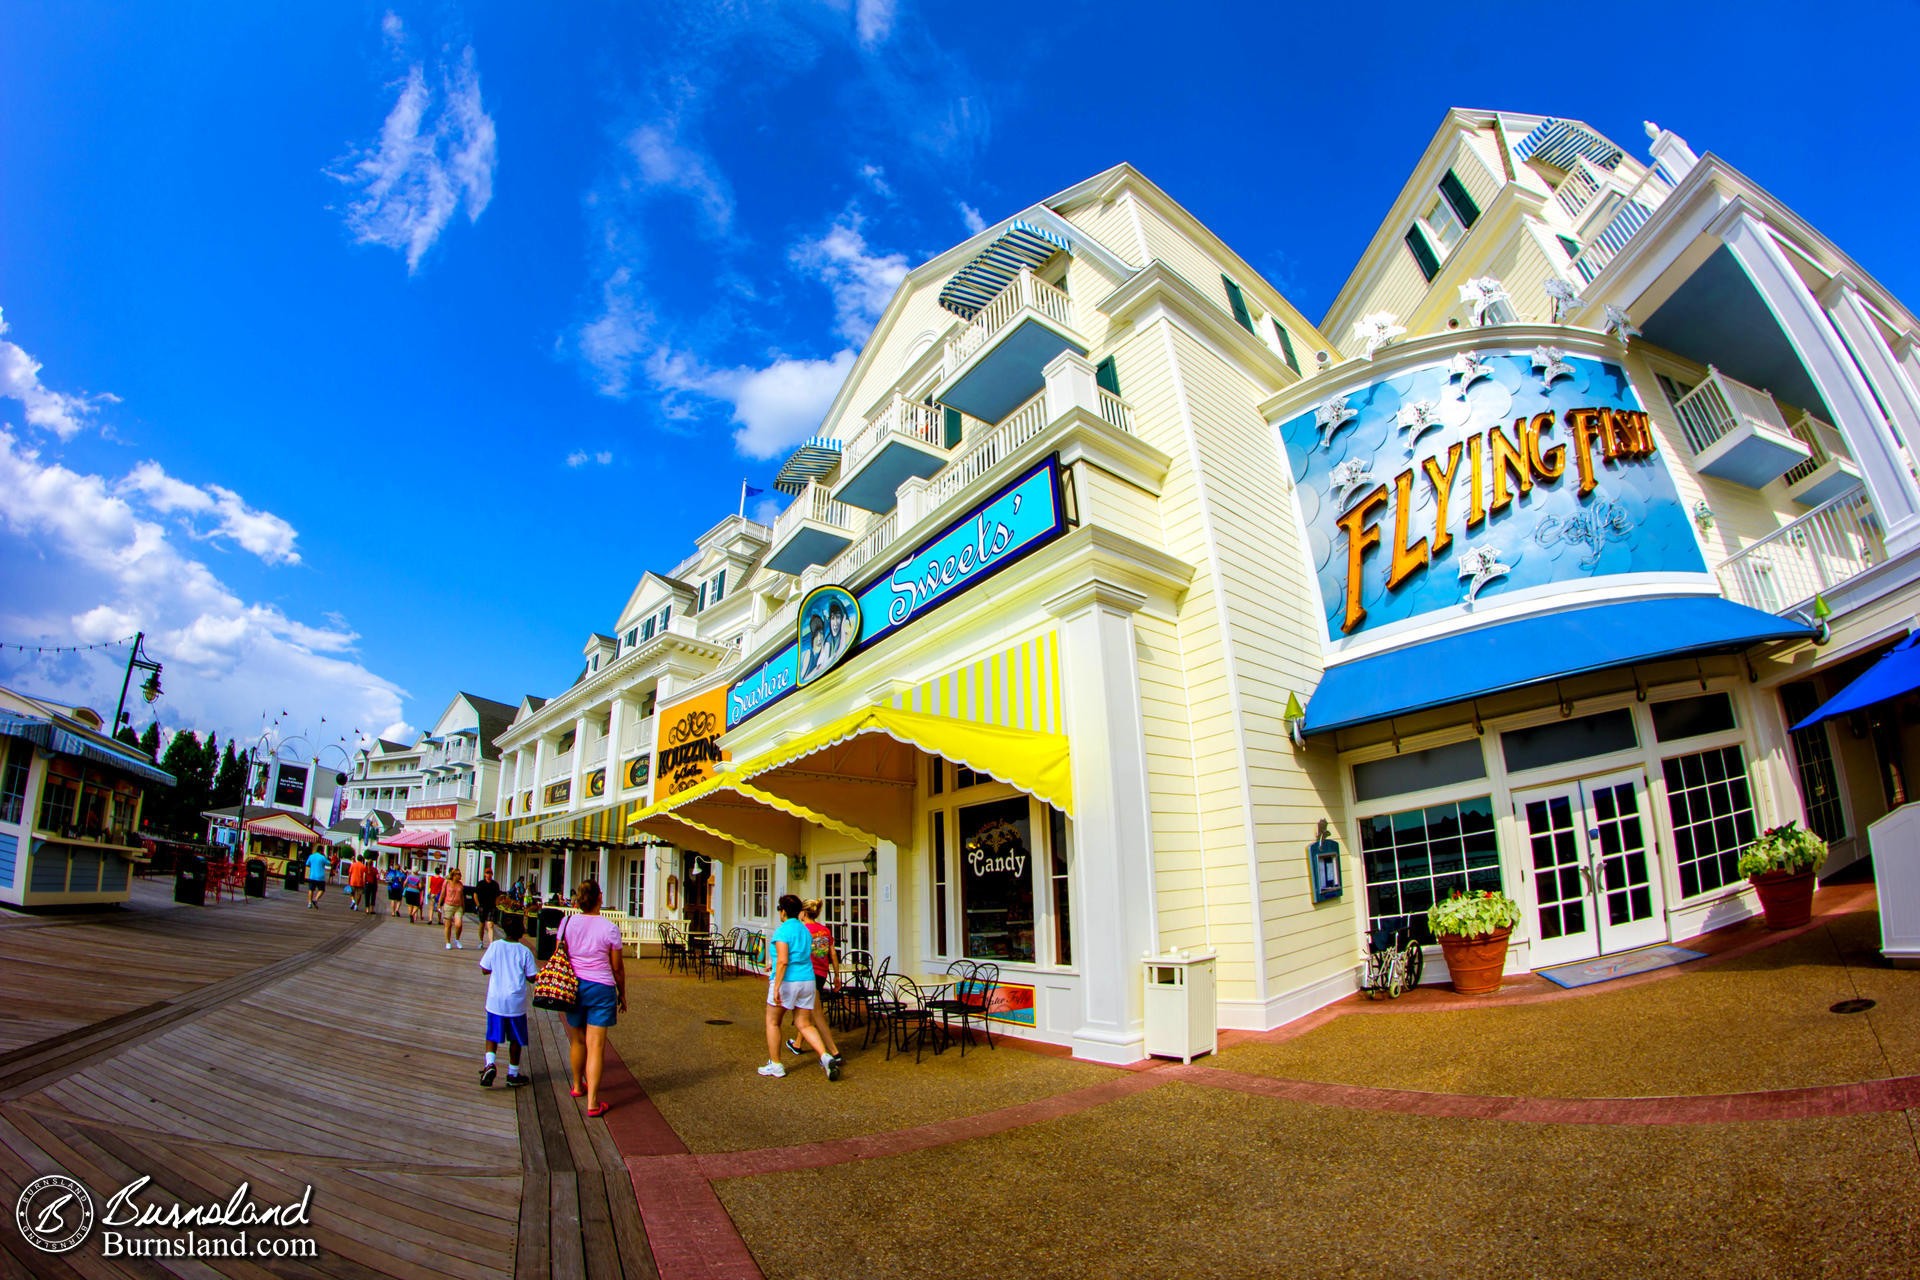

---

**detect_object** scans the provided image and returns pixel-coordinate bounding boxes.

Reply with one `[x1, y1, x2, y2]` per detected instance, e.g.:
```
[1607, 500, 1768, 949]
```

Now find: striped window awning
[535, 799, 645, 843]
[0, 711, 176, 787]
[887, 629, 1063, 734]
[772, 436, 845, 496]
[1513, 119, 1624, 172]
[937, 220, 1072, 319]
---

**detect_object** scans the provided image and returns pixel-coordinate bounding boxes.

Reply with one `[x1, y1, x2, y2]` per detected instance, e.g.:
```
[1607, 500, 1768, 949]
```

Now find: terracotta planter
[1750, 868, 1816, 931]
[1436, 925, 1513, 996]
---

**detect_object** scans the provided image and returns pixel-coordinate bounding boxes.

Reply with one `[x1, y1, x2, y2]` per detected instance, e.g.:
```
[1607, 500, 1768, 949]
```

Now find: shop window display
[958, 796, 1037, 963]
[1663, 745, 1758, 898]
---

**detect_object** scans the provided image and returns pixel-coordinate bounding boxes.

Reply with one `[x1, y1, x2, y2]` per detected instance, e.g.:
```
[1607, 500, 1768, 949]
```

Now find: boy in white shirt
[478, 912, 540, 1087]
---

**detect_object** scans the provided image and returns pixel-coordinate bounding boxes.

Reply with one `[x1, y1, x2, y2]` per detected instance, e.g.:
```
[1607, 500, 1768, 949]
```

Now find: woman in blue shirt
[760, 894, 841, 1081]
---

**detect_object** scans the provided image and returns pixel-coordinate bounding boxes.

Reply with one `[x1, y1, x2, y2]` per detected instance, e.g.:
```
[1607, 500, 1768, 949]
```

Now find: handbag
[531, 918, 580, 1011]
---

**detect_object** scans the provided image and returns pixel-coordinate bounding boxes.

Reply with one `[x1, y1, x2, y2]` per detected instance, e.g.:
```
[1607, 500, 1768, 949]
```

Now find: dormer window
[624, 627, 638, 650]
[698, 571, 727, 611]
[1405, 170, 1483, 283]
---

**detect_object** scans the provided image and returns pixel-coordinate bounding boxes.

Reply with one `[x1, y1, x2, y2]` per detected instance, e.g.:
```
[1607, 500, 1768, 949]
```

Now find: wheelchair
[1361, 923, 1425, 999]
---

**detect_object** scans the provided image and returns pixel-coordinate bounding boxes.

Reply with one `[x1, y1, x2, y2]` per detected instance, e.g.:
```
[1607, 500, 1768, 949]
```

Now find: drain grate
[1830, 998, 1876, 1014]
[705, 1018, 734, 1026]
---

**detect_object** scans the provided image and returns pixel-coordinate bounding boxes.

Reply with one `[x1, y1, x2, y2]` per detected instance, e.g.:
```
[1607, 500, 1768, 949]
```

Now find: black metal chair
[828, 950, 872, 1032]
[928, 960, 985, 1057]
[660, 922, 688, 973]
[875, 975, 939, 1063]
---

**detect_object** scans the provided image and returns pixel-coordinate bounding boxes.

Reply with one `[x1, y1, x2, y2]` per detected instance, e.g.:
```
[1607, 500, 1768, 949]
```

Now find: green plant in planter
[1736, 821, 1827, 879]
[1428, 888, 1522, 940]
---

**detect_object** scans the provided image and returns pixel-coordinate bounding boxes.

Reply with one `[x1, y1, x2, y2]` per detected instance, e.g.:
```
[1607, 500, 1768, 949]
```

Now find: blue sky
[3, 0, 1917, 753]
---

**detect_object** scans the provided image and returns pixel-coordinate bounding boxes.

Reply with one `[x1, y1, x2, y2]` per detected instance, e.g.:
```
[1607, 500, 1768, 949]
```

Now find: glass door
[1514, 769, 1666, 968]
[819, 864, 872, 959]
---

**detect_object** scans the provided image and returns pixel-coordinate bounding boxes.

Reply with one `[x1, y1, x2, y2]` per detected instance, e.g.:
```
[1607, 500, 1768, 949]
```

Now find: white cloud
[854, 0, 897, 46]
[333, 20, 497, 273]
[578, 267, 652, 398]
[626, 124, 734, 234]
[0, 308, 108, 440]
[859, 163, 894, 199]
[565, 449, 614, 467]
[958, 201, 986, 234]
[121, 459, 301, 565]
[750, 495, 785, 525]
[0, 427, 406, 746]
[649, 347, 855, 460]
[789, 213, 909, 343]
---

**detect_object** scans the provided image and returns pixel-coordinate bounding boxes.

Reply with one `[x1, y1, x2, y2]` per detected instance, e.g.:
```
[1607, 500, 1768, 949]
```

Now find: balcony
[834, 393, 956, 513]
[767, 478, 863, 575]
[1782, 412, 1864, 507]
[1668, 367, 1811, 488]
[1563, 163, 1676, 284]
[1715, 486, 1882, 615]
[935, 267, 1087, 426]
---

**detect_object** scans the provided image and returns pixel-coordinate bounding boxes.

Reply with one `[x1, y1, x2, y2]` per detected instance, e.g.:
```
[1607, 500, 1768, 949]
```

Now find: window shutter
[1556, 234, 1580, 259]
[1272, 322, 1299, 374]
[942, 405, 963, 448]
[1222, 276, 1256, 333]
[1094, 356, 1121, 397]
[714, 570, 725, 602]
[1438, 169, 1481, 228]
[1405, 226, 1440, 282]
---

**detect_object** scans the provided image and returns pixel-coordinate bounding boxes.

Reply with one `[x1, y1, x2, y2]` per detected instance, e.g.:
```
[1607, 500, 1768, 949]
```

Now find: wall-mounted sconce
[1692, 500, 1715, 532]
[863, 847, 877, 873]
[1308, 818, 1343, 904]
[1284, 691, 1307, 748]
[789, 853, 808, 877]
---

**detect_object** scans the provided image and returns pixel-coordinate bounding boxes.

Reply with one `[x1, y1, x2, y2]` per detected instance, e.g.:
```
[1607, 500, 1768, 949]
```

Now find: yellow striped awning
[886, 630, 1063, 733]
[732, 705, 1071, 815]
[535, 799, 644, 842]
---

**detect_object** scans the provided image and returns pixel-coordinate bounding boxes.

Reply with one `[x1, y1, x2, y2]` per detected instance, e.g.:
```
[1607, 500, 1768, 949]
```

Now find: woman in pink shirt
[556, 880, 626, 1117]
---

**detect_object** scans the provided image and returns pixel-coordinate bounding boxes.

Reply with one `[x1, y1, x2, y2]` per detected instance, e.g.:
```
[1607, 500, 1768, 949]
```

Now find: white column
[1894, 332, 1920, 404]
[596, 845, 609, 894]
[530, 738, 549, 811]
[1046, 580, 1157, 1064]
[1821, 273, 1920, 453]
[1044, 350, 1101, 422]
[1642, 120, 1697, 183]
[605, 697, 627, 798]
[569, 714, 590, 813]
[1712, 201, 1920, 554]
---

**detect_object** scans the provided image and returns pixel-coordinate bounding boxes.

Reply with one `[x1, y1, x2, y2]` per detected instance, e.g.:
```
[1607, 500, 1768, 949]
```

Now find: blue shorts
[486, 1012, 528, 1045]
[565, 980, 619, 1029]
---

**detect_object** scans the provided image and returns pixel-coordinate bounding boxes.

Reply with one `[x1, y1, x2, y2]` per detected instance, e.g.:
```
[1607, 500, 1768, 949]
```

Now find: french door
[819, 864, 872, 960]
[1514, 769, 1667, 968]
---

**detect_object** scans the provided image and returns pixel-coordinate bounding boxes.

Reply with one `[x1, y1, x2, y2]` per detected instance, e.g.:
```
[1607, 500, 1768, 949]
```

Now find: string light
[0, 633, 141, 656]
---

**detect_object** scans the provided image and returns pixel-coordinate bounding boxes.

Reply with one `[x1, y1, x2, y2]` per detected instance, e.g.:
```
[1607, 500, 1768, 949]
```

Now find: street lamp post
[112, 632, 164, 735]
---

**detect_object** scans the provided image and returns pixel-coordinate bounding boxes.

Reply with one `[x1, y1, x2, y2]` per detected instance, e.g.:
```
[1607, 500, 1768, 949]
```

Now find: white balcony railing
[1551, 156, 1609, 224]
[771, 477, 859, 546]
[1715, 486, 1882, 614]
[840, 393, 946, 479]
[1097, 387, 1134, 432]
[944, 267, 1075, 375]
[1567, 163, 1675, 284]
[825, 511, 900, 582]
[920, 390, 1053, 515]
[1781, 412, 1850, 487]
[1668, 367, 1787, 456]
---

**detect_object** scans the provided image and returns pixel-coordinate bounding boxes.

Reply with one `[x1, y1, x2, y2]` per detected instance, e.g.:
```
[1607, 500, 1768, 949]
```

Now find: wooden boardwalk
[0, 881, 655, 1278]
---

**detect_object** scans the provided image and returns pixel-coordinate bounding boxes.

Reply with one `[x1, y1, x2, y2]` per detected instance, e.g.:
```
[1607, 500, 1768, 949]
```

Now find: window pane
[1353, 739, 1487, 802]
[1663, 744, 1759, 898]
[1358, 797, 1501, 945]
[1048, 805, 1071, 966]
[958, 797, 1035, 963]
[1651, 693, 1736, 742]
[1501, 709, 1637, 773]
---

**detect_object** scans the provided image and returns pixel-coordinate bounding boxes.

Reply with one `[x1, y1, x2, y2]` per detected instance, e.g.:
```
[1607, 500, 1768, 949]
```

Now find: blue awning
[1791, 631, 1920, 730]
[0, 711, 177, 786]
[772, 436, 845, 496]
[937, 220, 1072, 319]
[1305, 597, 1813, 736]
[1513, 118, 1624, 172]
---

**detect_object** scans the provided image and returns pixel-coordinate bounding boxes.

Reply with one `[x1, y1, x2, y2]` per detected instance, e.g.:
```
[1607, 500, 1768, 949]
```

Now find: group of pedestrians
[760, 894, 844, 1081]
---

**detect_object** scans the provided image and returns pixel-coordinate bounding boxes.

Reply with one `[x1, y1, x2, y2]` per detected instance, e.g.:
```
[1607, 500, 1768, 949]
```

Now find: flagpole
[738, 479, 746, 518]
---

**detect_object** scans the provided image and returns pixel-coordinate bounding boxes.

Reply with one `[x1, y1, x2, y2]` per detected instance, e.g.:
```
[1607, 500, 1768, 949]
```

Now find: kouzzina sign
[727, 453, 1067, 728]
[654, 687, 728, 798]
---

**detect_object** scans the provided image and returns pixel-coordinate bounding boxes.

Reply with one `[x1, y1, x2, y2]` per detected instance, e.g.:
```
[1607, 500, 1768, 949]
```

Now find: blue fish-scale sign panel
[1276, 348, 1707, 646]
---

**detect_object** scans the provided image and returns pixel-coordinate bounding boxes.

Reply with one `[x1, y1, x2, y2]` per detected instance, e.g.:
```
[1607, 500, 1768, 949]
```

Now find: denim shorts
[565, 979, 619, 1029]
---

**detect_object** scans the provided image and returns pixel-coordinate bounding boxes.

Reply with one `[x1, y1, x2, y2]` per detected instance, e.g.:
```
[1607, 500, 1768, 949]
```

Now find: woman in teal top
[760, 894, 841, 1081]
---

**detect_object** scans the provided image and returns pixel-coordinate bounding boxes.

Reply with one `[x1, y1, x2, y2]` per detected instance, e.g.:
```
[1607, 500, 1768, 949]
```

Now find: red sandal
[569, 1086, 586, 1098]
[586, 1103, 610, 1118]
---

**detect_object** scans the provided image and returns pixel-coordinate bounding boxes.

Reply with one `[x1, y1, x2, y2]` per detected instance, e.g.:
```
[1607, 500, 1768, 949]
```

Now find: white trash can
[1143, 950, 1217, 1063]
[1870, 805, 1920, 966]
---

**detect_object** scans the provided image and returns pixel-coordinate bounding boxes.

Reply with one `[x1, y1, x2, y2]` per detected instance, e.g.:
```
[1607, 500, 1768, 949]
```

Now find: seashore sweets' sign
[1275, 347, 1708, 648]
[727, 454, 1067, 728]
[655, 687, 728, 798]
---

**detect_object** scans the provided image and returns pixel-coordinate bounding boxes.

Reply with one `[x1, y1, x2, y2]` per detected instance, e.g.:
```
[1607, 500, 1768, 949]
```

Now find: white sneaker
[444, 943, 452, 950]
[757, 1062, 786, 1078]
[455, 941, 464, 950]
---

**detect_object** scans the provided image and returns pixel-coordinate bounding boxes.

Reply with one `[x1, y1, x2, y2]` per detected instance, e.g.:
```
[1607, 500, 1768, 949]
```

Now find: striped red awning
[379, 827, 451, 849]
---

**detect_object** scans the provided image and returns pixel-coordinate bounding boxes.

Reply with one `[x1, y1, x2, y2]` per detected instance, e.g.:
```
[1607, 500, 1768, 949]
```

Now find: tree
[158, 730, 212, 839]
[115, 723, 140, 749]
[213, 741, 244, 809]
[138, 721, 161, 762]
